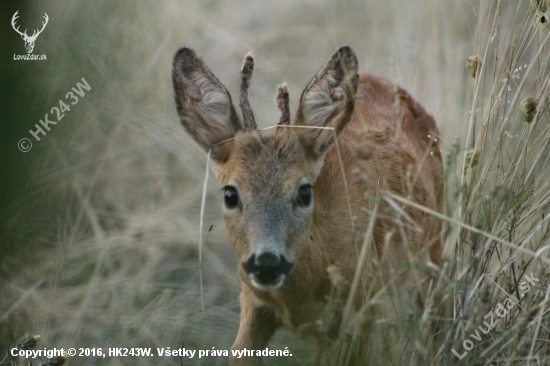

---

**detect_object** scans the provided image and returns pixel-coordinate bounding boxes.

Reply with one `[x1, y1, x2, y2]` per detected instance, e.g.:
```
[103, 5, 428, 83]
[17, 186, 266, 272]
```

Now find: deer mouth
[242, 253, 294, 291]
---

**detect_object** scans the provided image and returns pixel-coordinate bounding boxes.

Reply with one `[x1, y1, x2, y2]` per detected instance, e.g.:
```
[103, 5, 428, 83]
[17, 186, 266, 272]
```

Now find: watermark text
[19, 77, 91, 152]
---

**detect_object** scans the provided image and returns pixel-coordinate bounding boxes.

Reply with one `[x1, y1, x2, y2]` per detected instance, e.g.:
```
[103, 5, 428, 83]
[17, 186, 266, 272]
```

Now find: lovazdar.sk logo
[12, 10, 48, 60]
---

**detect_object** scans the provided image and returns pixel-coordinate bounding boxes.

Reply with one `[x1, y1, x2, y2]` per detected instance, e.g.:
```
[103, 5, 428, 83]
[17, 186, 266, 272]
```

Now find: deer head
[12, 11, 49, 54]
[172, 46, 358, 291]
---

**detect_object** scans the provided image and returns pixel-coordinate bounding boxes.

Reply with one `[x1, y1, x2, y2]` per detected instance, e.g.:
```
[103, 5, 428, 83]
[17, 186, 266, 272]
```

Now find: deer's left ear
[293, 46, 359, 159]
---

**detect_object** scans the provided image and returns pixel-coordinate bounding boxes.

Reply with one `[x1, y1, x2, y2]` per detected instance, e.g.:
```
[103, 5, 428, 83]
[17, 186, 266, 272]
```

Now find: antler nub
[240, 52, 257, 131]
[276, 83, 290, 125]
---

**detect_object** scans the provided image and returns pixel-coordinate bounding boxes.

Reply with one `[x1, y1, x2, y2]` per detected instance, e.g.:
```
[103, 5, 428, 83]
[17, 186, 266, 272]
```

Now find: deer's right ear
[172, 47, 242, 162]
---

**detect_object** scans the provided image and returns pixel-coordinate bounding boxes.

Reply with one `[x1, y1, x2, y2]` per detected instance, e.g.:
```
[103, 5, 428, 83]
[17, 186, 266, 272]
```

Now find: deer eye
[297, 184, 312, 207]
[223, 186, 239, 209]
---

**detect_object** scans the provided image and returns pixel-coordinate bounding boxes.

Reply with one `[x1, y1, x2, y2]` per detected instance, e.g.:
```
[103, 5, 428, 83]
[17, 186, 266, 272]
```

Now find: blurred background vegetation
[1, 0, 550, 365]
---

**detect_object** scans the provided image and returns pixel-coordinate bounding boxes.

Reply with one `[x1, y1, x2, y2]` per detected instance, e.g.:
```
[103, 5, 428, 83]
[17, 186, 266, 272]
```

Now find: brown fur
[172, 46, 443, 365]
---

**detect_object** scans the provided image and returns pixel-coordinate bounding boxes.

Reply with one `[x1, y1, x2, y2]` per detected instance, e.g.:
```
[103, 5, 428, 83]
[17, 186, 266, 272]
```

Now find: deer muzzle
[242, 252, 293, 291]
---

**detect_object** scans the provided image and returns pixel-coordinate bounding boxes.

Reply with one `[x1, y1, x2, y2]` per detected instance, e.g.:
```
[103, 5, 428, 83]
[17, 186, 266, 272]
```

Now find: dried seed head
[15, 333, 40, 350]
[465, 149, 480, 169]
[481, 285, 491, 304]
[535, 10, 550, 31]
[326, 265, 344, 288]
[466, 56, 482, 78]
[520, 97, 539, 123]
[326, 265, 348, 310]
[531, 0, 547, 12]
[355, 139, 375, 160]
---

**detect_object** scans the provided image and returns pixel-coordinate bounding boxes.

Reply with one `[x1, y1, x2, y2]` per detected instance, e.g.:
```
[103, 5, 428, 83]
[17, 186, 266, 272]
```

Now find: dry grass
[2, 0, 550, 365]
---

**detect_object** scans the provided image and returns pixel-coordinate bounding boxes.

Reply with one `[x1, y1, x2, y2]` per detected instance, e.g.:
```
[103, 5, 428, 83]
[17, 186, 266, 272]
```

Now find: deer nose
[242, 253, 293, 289]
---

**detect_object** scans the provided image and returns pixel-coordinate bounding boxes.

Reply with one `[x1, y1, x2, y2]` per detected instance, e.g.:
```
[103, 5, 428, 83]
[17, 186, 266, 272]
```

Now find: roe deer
[172, 45, 443, 365]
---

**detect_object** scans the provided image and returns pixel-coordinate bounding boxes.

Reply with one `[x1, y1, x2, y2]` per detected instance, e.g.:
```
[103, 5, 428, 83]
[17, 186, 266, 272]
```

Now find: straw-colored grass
[2, 0, 550, 365]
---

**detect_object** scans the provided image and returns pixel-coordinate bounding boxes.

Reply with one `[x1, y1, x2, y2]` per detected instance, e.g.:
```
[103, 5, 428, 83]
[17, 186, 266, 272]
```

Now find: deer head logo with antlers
[11, 11, 49, 54]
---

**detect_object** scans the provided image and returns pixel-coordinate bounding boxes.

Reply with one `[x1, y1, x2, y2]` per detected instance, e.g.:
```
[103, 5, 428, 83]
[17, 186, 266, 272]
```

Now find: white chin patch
[250, 276, 285, 291]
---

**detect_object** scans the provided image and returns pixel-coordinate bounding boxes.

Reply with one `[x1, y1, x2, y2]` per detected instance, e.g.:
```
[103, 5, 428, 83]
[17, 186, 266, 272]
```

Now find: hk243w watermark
[18, 78, 91, 152]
